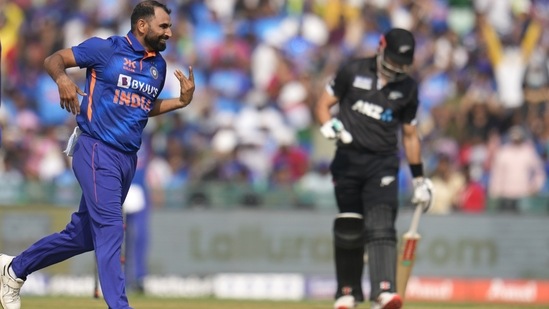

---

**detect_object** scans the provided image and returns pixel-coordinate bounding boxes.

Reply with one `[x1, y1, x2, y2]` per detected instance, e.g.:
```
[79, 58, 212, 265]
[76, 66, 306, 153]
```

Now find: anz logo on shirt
[351, 100, 393, 122]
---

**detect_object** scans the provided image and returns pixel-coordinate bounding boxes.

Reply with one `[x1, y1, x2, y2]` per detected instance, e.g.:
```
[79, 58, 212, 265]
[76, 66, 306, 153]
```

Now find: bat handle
[409, 203, 423, 235]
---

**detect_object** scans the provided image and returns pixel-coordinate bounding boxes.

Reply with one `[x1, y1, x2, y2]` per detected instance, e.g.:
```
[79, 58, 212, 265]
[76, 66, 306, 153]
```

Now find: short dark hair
[130, 0, 171, 32]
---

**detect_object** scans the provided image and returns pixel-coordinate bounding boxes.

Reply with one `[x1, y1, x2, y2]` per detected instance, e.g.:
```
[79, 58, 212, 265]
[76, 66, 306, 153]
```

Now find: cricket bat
[396, 203, 423, 298]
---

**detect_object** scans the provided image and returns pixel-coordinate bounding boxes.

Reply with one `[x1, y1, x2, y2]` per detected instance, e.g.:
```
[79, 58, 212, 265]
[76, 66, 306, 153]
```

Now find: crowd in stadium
[1, 0, 549, 214]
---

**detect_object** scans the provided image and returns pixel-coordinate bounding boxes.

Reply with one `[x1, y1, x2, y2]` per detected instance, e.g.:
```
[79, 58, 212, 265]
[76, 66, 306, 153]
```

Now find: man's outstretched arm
[149, 66, 195, 117]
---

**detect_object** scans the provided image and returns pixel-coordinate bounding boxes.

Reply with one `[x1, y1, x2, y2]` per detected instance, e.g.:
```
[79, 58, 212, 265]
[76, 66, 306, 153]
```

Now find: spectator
[488, 126, 546, 212]
[523, 46, 549, 107]
[478, 9, 541, 110]
[429, 153, 465, 215]
[271, 128, 309, 183]
[295, 160, 334, 209]
[200, 127, 252, 184]
[0, 150, 24, 205]
[456, 164, 486, 214]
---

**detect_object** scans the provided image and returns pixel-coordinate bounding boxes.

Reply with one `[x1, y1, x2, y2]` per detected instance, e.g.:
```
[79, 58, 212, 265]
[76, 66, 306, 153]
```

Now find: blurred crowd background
[1, 0, 549, 215]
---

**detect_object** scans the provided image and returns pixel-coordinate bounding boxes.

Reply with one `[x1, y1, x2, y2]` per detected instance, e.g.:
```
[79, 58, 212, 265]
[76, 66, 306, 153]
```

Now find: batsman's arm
[401, 123, 422, 167]
[315, 89, 353, 143]
[403, 123, 434, 211]
[314, 88, 339, 125]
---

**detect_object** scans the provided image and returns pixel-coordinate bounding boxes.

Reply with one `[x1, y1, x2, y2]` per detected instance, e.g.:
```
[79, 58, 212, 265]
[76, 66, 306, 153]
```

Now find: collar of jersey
[125, 31, 155, 57]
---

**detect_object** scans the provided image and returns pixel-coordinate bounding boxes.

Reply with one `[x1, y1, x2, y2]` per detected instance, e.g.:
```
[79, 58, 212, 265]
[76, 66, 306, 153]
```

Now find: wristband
[410, 163, 424, 178]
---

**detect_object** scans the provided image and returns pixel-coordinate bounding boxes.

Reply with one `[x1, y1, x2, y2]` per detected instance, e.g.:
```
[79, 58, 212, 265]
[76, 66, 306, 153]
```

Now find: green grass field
[17, 296, 549, 309]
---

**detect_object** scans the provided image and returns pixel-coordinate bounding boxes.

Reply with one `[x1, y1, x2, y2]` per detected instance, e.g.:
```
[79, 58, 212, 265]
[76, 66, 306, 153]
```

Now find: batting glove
[412, 177, 433, 212]
[320, 118, 353, 144]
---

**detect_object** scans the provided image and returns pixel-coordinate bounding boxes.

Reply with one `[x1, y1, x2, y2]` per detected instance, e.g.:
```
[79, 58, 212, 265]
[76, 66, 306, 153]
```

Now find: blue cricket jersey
[72, 32, 167, 153]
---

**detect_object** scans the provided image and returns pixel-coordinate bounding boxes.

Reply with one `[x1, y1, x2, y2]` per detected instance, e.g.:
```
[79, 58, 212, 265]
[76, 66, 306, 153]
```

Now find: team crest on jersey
[150, 66, 159, 79]
[352, 76, 372, 90]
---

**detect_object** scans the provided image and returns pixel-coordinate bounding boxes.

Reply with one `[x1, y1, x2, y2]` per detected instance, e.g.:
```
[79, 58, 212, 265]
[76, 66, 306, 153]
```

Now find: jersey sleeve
[400, 85, 420, 124]
[72, 37, 115, 69]
[328, 62, 353, 99]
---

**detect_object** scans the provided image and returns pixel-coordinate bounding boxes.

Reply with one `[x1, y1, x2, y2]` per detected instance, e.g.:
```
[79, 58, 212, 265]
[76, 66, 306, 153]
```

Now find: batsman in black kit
[315, 28, 433, 309]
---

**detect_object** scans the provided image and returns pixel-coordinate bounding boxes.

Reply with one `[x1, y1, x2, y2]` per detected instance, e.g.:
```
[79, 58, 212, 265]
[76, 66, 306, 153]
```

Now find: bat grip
[409, 203, 423, 234]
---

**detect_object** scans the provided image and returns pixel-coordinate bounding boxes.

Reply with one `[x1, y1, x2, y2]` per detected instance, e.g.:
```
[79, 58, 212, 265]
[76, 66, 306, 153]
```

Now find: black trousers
[330, 148, 400, 213]
[330, 148, 400, 301]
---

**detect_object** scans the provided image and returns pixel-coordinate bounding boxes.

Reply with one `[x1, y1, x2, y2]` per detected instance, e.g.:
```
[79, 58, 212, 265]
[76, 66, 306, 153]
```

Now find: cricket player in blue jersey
[0, 1, 195, 309]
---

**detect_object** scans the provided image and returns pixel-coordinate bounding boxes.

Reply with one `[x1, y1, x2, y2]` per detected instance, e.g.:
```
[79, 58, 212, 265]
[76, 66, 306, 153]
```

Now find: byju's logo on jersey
[117, 74, 159, 96]
[351, 100, 393, 122]
[118, 74, 132, 88]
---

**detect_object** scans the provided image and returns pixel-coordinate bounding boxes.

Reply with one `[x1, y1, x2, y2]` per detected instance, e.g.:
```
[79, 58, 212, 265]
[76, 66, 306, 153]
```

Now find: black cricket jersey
[328, 56, 419, 155]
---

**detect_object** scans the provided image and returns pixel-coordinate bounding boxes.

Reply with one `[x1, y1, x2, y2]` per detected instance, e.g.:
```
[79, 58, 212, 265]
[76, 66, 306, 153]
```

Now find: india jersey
[72, 32, 167, 153]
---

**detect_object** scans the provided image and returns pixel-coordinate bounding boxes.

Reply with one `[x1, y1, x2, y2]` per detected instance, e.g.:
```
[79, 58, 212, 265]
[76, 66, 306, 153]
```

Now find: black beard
[145, 33, 167, 52]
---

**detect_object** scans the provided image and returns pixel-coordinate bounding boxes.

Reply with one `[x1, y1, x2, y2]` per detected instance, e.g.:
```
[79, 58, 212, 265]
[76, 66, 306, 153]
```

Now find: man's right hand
[57, 74, 86, 115]
[320, 118, 353, 144]
[44, 49, 86, 115]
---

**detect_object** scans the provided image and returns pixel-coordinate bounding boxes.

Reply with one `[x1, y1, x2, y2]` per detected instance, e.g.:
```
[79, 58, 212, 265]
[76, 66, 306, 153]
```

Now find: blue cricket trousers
[11, 134, 137, 309]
